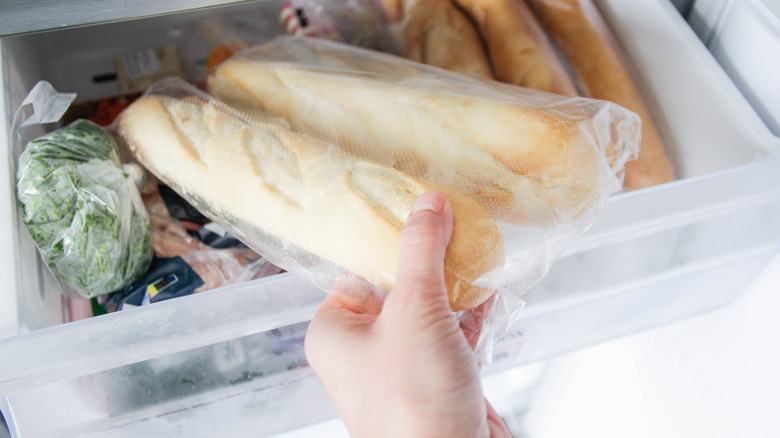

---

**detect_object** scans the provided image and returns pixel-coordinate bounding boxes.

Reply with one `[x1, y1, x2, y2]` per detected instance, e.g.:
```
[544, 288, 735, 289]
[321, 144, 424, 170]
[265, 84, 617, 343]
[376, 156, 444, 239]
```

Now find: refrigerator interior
[1, 0, 779, 436]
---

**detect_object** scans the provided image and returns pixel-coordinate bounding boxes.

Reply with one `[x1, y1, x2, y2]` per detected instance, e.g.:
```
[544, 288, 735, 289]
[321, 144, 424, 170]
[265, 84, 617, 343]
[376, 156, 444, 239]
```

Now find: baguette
[401, 0, 494, 80]
[526, 0, 674, 189]
[208, 38, 613, 226]
[455, 0, 577, 96]
[118, 92, 504, 311]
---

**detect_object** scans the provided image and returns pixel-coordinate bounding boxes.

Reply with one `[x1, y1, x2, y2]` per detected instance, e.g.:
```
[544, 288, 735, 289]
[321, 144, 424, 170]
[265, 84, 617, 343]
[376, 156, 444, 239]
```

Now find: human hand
[305, 191, 511, 438]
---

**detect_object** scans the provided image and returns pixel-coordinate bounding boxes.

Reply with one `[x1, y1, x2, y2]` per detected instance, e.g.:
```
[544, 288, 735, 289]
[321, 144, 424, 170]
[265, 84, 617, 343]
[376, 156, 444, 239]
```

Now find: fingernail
[411, 191, 444, 215]
[412, 202, 438, 214]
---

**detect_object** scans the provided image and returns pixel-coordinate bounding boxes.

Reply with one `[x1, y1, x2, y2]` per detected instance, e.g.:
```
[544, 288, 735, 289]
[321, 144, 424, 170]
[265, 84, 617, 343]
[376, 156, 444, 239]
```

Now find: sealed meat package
[118, 37, 639, 361]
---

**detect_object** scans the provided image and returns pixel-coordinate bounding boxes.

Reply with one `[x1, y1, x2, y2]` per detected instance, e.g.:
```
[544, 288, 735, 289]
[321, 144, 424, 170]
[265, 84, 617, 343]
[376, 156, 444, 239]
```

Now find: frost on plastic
[119, 36, 639, 361]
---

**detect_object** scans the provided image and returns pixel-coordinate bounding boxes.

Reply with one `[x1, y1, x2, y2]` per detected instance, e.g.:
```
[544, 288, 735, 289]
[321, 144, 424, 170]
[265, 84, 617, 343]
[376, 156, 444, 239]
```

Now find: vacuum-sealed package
[13, 83, 153, 299]
[118, 37, 640, 360]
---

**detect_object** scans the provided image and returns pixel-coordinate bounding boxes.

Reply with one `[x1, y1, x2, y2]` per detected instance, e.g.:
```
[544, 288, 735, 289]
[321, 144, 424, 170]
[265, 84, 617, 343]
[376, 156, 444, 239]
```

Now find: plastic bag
[195, 0, 397, 76]
[278, 0, 398, 53]
[13, 82, 153, 299]
[118, 37, 639, 361]
[102, 250, 282, 312]
[99, 177, 283, 312]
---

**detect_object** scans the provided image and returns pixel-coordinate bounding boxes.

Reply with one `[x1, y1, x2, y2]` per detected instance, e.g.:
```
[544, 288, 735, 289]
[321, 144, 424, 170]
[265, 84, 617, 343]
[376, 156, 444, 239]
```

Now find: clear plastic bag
[12, 82, 153, 299]
[118, 37, 640, 361]
[278, 0, 398, 53]
[196, 0, 397, 75]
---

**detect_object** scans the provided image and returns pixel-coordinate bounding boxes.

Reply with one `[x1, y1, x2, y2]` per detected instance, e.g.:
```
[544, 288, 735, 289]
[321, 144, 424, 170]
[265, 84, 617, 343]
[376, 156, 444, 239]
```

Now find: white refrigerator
[1, 0, 778, 436]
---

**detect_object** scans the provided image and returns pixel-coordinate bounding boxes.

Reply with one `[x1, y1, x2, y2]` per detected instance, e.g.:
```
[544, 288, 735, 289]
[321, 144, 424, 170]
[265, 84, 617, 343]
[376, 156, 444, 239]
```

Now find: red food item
[141, 176, 283, 292]
[141, 177, 209, 258]
[207, 42, 253, 69]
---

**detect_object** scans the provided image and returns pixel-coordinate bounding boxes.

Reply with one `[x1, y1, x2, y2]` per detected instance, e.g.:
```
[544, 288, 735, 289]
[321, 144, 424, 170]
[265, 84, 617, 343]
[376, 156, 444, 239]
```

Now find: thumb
[383, 191, 454, 316]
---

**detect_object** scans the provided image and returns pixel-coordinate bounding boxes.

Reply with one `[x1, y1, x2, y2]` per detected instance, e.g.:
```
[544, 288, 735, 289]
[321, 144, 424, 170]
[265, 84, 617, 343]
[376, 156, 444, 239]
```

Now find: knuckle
[402, 212, 443, 246]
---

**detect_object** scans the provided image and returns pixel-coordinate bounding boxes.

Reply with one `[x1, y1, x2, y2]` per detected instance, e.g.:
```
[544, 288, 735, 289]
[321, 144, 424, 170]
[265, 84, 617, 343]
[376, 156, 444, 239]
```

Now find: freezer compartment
[3, 320, 332, 438]
[0, 273, 330, 437]
[1, 0, 780, 436]
[2, 0, 778, 334]
[0, 1, 296, 335]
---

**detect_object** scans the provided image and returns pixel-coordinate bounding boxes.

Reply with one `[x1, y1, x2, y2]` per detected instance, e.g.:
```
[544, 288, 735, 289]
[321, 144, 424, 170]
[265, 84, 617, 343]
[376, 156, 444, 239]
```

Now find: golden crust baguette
[526, 0, 674, 189]
[401, 0, 494, 80]
[207, 38, 618, 227]
[118, 93, 504, 311]
[454, 0, 577, 95]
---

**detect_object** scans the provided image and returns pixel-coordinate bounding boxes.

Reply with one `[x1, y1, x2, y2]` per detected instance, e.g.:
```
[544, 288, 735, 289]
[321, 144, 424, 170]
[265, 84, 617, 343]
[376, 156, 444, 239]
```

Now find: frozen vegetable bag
[11, 82, 152, 299]
[118, 37, 639, 360]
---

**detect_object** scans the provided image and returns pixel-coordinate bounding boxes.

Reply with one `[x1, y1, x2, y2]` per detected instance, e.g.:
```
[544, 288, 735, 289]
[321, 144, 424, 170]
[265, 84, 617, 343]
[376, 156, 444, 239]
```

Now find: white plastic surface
[597, 0, 780, 169]
[0, 43, 17, 340]
[0, 273, 322, 396]
[688, 0, 731, 43]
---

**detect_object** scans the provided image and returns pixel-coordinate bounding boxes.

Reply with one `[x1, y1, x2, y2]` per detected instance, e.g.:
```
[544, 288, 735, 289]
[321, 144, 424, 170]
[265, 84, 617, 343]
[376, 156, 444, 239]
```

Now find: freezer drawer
[1, 0, 779, 436]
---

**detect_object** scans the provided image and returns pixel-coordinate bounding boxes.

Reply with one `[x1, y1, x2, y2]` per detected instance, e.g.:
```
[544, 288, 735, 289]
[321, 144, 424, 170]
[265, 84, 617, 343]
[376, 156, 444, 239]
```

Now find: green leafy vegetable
[17, 120, 152, 298]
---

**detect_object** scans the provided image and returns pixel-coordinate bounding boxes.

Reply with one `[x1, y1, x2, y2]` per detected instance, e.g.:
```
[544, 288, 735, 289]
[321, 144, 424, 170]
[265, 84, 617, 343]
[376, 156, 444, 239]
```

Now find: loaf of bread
[454, 0, 577, 96]
[118, 90, 504, 311]
[401, 0, 494, 80]
[207, 38, 625, 226]
[526, 0, 674, 189]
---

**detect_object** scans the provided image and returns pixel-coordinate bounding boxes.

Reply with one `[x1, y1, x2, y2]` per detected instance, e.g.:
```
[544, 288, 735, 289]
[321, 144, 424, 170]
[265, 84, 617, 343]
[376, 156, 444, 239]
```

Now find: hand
[305, 191, 511, 438]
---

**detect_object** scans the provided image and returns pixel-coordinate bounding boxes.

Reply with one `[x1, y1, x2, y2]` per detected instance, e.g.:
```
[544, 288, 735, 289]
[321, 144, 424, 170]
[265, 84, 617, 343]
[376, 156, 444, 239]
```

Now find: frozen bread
[401, 0, 494, 80]
[208, 38, 624, 226]
[526, 0, 675, 189]
[118, 91, 504, 311]
[455, 0, 577, 95]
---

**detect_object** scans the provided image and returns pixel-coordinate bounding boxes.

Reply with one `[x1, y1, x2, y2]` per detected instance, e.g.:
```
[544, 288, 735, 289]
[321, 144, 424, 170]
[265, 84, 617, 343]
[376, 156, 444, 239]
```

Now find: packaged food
[399, 0, 494, 80]
[454, 0, 577, 94]
[118, 81, 504, 312]
[526, 0, 675, 189]
[277, 0, 399, 53]
[100, 177, 283, 312]
[208, 37, 638, 226]
[16, 119, 153, 298]
[118, 37, 639, 359]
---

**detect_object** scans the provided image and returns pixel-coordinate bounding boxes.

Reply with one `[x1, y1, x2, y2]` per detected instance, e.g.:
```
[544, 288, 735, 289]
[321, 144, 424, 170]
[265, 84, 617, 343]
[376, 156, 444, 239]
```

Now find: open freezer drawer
[1, 0, 779, 436]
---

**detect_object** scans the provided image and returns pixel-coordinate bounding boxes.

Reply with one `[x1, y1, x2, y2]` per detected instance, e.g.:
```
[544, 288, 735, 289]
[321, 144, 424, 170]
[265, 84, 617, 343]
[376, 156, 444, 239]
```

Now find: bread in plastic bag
[207, 37, 639, 227]
[118, 36, 639, 360]
[395, 0, 495, 80]
[15, 118, 153, 298]
[116, 79, 504, 313]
